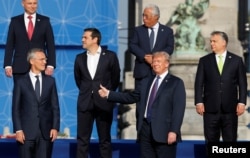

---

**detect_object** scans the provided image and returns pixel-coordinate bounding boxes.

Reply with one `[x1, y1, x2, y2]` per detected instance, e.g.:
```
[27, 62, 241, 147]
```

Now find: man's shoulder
[11, 14, 23, 20]
[36, 13, 50, 20]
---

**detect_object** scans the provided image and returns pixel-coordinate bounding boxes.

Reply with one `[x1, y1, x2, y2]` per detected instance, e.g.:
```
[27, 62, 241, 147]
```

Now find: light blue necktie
[218, 55, 224, 74]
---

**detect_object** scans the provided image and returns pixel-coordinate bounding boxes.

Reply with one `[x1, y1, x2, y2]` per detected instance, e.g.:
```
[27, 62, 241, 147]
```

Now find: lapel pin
[37, 19, 40, 22]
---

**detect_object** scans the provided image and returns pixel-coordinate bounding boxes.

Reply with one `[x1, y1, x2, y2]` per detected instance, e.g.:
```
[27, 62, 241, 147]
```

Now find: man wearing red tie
[3, 0, 56, 82]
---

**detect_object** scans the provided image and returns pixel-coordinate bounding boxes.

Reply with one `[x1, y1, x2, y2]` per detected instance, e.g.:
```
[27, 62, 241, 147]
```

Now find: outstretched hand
[98, 84, 109, 98]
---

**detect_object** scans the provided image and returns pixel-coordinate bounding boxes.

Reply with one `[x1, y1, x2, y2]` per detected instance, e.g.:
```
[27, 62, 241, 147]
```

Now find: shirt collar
[157, 70, 168, 79]
[29, 71, 41, 78]
[87, 46, 102, 55]
[216, 50, 227, 58]
[150, 22, 159, 30]
[24, 12, 36, 19]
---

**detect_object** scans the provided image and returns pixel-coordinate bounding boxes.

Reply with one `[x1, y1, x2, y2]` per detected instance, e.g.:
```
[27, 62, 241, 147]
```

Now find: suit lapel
[142, 25, 151, 52]
[154, 24, 164, 50]
[155, 74, 171, 99]
[81, 52, 92, 80]
[93, 50, 106, 80]
[222, 52, 233, 75]
[18, 14, 29, 40]
[24, 74, 39, 101]
[32, 14, 41, 40]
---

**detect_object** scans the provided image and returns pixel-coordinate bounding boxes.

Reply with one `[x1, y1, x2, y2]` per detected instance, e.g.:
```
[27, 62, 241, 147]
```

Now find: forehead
[210, 34, 223, 41]
[143, 8, 153, 15]
[83, 31, 92, 36]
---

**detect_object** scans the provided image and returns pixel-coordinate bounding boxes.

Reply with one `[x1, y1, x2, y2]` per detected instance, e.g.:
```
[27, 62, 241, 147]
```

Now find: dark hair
[211, 31, 228, 45]
[84, 28, 101, 45]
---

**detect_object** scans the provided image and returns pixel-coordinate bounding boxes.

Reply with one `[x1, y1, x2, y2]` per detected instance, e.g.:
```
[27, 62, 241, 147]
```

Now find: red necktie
[27, 15, 34, 40]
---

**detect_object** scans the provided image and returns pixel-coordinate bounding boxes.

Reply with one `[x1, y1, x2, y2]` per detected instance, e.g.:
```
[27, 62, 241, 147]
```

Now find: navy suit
[4, 14, 56, 74]
[195, 52, 247, 141]
[12, 73, 60, 158]
[108, 73, 186, 158]
[74, 49, 120, 158]
[129, 24, 174, 79]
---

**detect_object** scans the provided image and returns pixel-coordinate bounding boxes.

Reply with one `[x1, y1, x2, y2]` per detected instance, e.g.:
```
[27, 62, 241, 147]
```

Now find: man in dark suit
[195, 31, 247, 142]
[12, 48, 60, 158]
[129, 4, 174, 90]
[74, 28, 120, 158]
[99, 51, 186, 158]
[4, 0, 56, 82]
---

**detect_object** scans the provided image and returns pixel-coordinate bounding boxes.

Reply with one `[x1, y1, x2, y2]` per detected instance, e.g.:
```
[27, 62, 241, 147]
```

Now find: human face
[142, 8, 159, 28]
[210, 34, 226, 54]
[82, 31, 97, 50]
[22, 0, 38, 15]
[30, 51, 47, 73]
[152, 55, 169, 75]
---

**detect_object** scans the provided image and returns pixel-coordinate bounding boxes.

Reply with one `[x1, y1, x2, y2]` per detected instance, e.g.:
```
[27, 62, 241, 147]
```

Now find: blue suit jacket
[195, 52, 247, 113]
[4, 13, 56, 73]
[12, 73, 60, 140]
[129, 24, 174, 79]
[108, 73, 186, 143]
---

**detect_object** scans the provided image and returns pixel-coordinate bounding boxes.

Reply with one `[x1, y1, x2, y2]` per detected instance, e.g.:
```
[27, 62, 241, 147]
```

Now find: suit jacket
[4, 13, 56, 74]
[74, 49, 120, 112]
[129, 24, 174, 79]
[195, 51, 247, 113]
[12, 73, 60, 140]
[108, 73, 186, 143]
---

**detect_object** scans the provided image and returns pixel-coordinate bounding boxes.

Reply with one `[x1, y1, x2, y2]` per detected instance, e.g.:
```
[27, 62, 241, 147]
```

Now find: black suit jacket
[129, 24, 174, 79]
[108, 74, 186, 143]
[4, 13, 56, 73]
[195, 52, 247, 113]
[74, 49, 120, 112]
[12, 73, 60, 140]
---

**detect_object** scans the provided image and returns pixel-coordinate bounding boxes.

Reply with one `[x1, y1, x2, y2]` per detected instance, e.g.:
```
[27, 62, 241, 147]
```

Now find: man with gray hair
[129, 4, 174, 128]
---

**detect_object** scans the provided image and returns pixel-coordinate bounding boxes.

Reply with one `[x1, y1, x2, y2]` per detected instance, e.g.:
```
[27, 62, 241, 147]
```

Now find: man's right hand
[144, 54, 153, 65]
[5, 67, 13, 77]
[16, 130, 25, 144]
[98, 85, 109, 98]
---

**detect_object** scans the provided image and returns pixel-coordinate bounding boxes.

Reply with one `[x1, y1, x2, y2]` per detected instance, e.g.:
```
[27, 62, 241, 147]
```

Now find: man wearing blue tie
[129, 4, 174, 92]
[99, 51, 186, 158]
[12, 48, 60, 158]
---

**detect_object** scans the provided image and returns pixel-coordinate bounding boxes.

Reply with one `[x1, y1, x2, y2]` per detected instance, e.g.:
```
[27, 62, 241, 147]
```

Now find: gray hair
[144, 4, 160, 17]
[152, 51, 170, 62]
[27, 48, 45, 62]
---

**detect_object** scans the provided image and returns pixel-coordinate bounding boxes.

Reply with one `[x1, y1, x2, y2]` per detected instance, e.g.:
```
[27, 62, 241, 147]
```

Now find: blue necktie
[146, 76, 160, 122]
[35, 75, 40, 100]
[149, 28, 154, 51]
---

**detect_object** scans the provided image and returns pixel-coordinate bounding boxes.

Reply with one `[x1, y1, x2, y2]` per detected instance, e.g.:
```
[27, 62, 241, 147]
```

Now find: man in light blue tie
[99, 51, 186, 158]
[195, 31, 247, 145]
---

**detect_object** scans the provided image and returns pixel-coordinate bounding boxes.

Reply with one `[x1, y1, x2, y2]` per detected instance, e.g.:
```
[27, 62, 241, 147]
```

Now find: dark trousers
[76, 107, 113, 158]
[17, 130, 53, 158]
[139, 120, 177, 158]
[203, 112, 238, 142]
